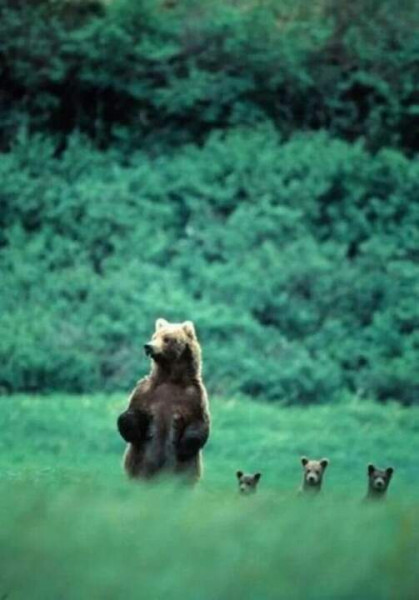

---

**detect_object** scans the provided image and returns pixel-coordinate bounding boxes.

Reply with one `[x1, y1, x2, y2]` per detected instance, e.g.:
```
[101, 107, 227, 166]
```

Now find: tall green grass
[1, 395, 418, 599]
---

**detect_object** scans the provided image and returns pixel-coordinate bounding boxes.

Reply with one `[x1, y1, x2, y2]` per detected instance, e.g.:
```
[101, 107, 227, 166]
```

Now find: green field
[1, 394, 418, 600]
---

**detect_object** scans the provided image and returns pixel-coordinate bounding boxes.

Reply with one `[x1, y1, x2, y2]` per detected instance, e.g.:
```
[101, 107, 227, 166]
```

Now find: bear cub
[365, 464, 394, 500]
[236, 471, 262, 495]
[300, 456, 329, 494]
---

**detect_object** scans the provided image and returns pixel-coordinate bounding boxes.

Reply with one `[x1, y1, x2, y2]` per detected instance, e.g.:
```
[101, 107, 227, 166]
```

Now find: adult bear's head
[144, 319, 201, 374]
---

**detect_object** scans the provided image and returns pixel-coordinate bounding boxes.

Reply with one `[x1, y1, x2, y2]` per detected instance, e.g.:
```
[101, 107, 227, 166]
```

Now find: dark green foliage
[1, 128, 418, 403]
[0, 0, 418, 152]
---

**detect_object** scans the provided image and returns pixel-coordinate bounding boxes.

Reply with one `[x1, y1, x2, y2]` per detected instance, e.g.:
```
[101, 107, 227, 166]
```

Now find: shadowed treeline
[1, 0, 418, 152]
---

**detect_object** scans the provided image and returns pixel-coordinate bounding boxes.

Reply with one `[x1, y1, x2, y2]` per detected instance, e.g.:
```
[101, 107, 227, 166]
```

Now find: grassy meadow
[2, 2, 419, 599]
[1, 394, 419, 600]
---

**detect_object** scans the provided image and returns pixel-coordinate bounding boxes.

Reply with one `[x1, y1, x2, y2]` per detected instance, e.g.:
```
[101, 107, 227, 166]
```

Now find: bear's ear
[155, 318, 169, 331]
[386, 467, 394, 478]
[368, 463, 375, 475]
[301, 456, 309, 467]
[254, 473, 261, 482]
[182, 321, 196, 339]
[236, 471, 243, 480]
[320, 458, 329, 470]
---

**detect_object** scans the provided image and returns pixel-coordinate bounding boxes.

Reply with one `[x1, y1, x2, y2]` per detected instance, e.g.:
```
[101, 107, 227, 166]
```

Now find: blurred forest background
[1, 0, 418, 405]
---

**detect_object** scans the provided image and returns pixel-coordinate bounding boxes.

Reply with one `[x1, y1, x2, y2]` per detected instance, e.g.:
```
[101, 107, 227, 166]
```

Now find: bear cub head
[144, 318, 199, 366]
[301, 457, 329, 492]
[366, 464, 394, 499]
[236, 471, 261, 495]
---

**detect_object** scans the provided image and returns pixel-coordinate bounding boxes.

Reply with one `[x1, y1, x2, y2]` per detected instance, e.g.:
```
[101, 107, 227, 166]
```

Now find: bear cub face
[144, 318, 196, 363]
[301, 457, 329, 492]
[236, 471, 261, 495]
[367, 464, 394, 498]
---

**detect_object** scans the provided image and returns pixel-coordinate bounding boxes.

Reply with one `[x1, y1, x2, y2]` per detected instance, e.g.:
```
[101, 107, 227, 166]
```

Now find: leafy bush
[1, 128, 418, 404]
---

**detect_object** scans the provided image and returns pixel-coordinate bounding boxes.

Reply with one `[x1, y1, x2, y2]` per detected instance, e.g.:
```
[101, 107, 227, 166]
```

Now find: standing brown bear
[117, 319, 210, 483]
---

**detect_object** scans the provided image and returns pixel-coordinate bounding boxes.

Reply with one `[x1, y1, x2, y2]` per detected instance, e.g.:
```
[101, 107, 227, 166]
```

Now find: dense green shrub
[1, 128, 418, 404]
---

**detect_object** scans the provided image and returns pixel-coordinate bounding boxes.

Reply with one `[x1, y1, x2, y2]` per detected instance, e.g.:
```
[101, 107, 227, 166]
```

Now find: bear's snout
[306, 473, 319, 485]
[374, 478, 385, 490]
[144, 343, 154, 356]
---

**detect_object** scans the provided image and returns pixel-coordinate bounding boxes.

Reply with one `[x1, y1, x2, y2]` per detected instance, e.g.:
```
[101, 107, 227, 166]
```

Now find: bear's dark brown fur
[117, 318, 210, 482]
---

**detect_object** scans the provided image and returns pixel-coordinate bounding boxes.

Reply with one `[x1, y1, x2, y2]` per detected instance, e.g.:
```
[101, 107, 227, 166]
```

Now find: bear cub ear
[156, 318, 170, 330]
[301, 456, 309, 467]
[236, 471, 243, 480]
[320, 458, 329, 469]
[368, 463, 376, 475]
[386, 467, 394, 478]
[254, 473, 262, 482]
[182, 321, 196, 338]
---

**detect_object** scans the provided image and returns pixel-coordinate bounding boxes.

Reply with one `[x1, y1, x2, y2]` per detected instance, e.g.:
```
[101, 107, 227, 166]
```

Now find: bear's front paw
[117, 410, 151, 445]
